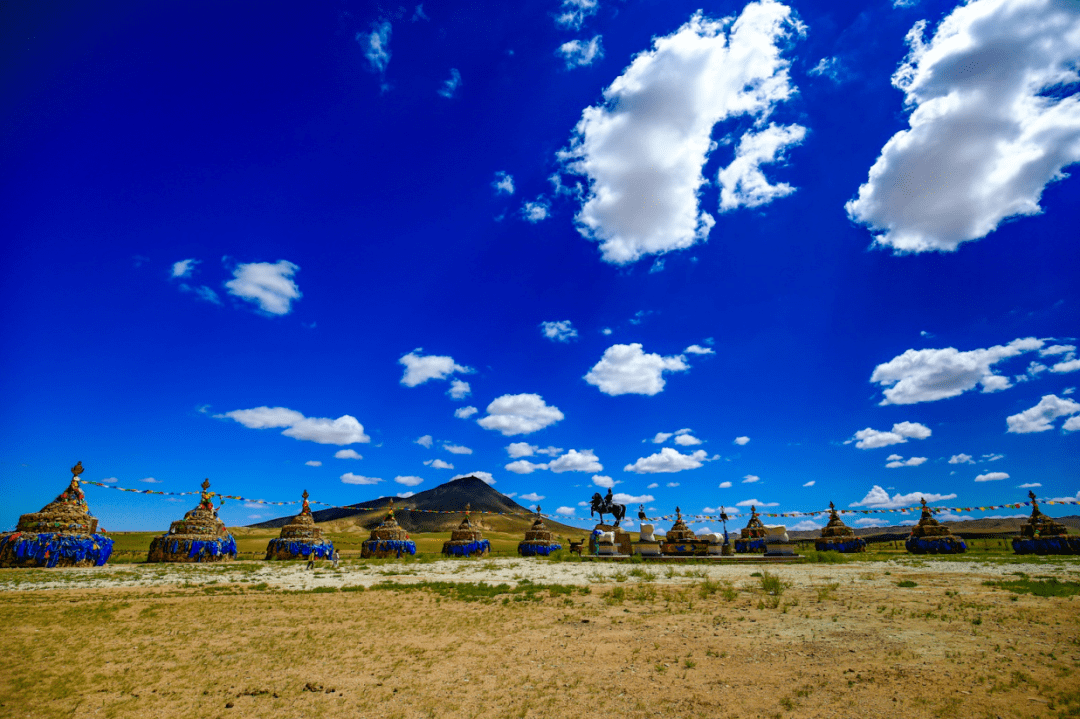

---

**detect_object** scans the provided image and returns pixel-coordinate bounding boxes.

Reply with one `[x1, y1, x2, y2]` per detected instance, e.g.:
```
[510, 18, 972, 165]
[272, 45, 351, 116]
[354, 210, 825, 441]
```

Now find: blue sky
[2, 0, 1078, 534]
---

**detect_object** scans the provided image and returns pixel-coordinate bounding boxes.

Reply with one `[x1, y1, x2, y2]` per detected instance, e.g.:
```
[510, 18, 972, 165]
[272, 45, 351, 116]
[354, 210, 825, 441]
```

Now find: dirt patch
[0, 559, 1078, 719]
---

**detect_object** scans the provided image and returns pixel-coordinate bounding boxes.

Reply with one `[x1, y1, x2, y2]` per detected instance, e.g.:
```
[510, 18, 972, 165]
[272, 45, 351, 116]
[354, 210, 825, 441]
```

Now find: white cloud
[1066, 387, 1078, 395]
[335, 449, 362, 460]
[304, 461, 322, 467]
[139, 478, 161, 484]
[359, 20, 392, 74]
[948, 453, 974, 464]
[719, 481, 732, 488]
[442, 443, 473, 455]
[172, 259, 198, 278]
[555, 0, 598, 30]
[556, 506, 576, 516]
[451, 471, 496, 485]
[585, 343, 689, 396]
[225, 260, 302, 315]
[1047, 491, 1080, 502]
[416, 435, 434, 448]
[624, 447, 710, 473]
[1018, 482, 1042, 488]
[454, 406, 479, 419]
[847, 421, 932, 449]
[647, 482, 659, 489]
[652, 432, 674, 444]
[885, 456, 928, 468]
[736, 499, 778, 507]
[99, 477, 118, 483]
[870, 338, 1044, 404]
[802, 480, 815, 487]
[1052, 359, 1080, 374]
[683, 345, 714, 355]
[718, 123, 806, 211]
[399, 349, 473, 387]
[1006, 394, 1080, 433]
[394, 475, 424, 487]
[788, 519, 823, 532]
[548, 449, 603, 473]
[477, 393, 564, 435]
[557, 3, 804, 265]
[601, 327, 613, 335]
[188, 285, 220, 304]
[666, 482, 680, 488]
[220, 406, 370, 446]
[742, 474, 760, 483]
[505, 459, 545, 474]
[733, 436, 750, 446]
[424, 459, 454, 470]
[847, 0, 1080, 253]
[507, 442, 535, 458]
[1065, 415, 1080, 432]
[674, 433, 702, 446]
[974, 472, 1009, 482]
[850, 485, 956, 508]
[438, 68, 462, 98]
[808, 56, 841, 81]
[613, 493, 655, 504]
[522, 197, 550, 222]
[448, 379, 472, 400]
[1041, 344, 1076, 357]
[397, 492, 415, 498]
[521, 492, 545, 502]
[591, 475, 618, 488]
[341, 473, 382, 485]
[492, 171, 515, 195]
[983, 453, 1005, 461]
[557, 36, 604, 68]
[540, 320, 578, 343]
[854, 517, 888, 527]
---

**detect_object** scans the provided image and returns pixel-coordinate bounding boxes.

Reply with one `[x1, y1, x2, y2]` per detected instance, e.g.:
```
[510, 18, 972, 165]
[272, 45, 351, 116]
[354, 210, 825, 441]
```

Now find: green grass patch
[897, 580, 918, 588]
[983, 576, 1080, 598]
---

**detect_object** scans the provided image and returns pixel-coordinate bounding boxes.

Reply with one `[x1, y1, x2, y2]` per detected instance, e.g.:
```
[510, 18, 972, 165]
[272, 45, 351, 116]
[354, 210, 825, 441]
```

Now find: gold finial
[829, 500, 835, 511]
[920, 497, 928, 509]
[1028, 489, 1038, 505]
[535, 504, 541, 516]
[302, 489, 309, 501]
[201, 478, 211, 491]
[71, 461, 84, 479]
[465, 502, 471, 515]
[676, 506, 682, 520]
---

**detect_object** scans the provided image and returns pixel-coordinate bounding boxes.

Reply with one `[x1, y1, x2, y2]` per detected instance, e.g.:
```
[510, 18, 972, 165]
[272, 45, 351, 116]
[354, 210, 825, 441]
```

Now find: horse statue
[589, 492, 626, 527]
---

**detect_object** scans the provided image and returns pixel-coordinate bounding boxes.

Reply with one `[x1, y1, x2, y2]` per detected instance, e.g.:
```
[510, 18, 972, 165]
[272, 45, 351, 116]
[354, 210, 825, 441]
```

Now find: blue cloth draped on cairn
[146, 479, 237, 563]
[1013, 491, 1080, 555]
[905, 498, 966, 554]
[442, 504, 491, 557]
[518, 506, 562, 556]
[815, 502, 867, 553]
[661, 507, 709, 555]
[735, 506, 767, 553]
[265, 490, 335, 560]
[360, 500, 416, 558]
[0, 462, 113, 568]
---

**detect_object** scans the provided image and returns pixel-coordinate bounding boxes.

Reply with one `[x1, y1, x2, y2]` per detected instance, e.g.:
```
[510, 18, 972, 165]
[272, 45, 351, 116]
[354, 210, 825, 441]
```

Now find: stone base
[1012, 536, 1080, 555]
[442, 539, 491, 557]
[735, 537, 766, 553]
[147, 535, 237, 563]
[764, 542, 797, 557]
[815, 537, 867, 553]
[0, 532, 113, 568]
[661, 540, 710, 556]
[905, 536, 966, 554]
[518, 541, 562, 556]
[635, 541, 663, 556]
[265, 538, 335, 561]
[361, 539, 416, 558]
[589, 525, 631, 555]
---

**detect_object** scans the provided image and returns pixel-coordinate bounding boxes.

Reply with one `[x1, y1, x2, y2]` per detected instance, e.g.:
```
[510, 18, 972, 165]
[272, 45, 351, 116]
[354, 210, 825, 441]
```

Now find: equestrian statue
[589, 489, 626, 527]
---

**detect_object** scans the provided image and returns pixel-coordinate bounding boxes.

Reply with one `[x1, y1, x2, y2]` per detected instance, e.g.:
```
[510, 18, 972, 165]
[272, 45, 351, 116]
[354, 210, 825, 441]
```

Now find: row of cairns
[442, 504, 491, 557]
[360, 500, 417, 558]
[0, 462, 114, 568]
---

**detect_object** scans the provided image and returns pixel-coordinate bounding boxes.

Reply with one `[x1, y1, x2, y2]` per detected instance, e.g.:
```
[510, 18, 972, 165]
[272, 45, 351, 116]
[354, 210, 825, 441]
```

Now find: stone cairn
[735, 505, 767, 553]
[0, 462, 113, 568]
[661, 507, 707, 556]
[147, 479, 237, 563]
[265, 490, 335, 561]
[905, 498, 966, 554]
[518, 505, 563, 556]
[814, 501, 866, 553]
[1013, 491, 1079, 555]
[442, 504, 491, 557]
[360, 500, 416, 558]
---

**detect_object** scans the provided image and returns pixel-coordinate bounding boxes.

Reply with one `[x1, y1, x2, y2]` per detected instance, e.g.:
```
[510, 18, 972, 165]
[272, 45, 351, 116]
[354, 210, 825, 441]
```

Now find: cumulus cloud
[394, 475, 424, 487]
[219, 406, 370, 445]
[359, 20, 392, 74]
[736, 499, 778, 507]
[624, 447, 710, 473]
[477, 393, 564, 435]
[871, 337, 1044, 404]
[846, 0, 1080, 253]
[555, 0, 598, 30]
[492, 171, 515, 196]
[1052, 359, 1080, 374]
[683, 345, 714, 356]
[172, 259, 198, 278]
[522, 197, 550, 222]
[341, 473, 382, 485]
[847, 421, 932, 449]
[557, 3, 804, 265]
[733, 436, 750, 445]
[613, 493, 655, 504]
[454, 406, 478, 419]
[557, 36, 604, 68]
[448, 379, 471, 400]
[591, 475, 618, 488]
[742, 475, 761, 484]
[1065, 416, 1080, 432]
[505, 459, 545, 474]
[305, 460, 322, 467]
[548, 449, 603, 473]
[442, 443, 473, 455]
[719, 481, 732, 488]
[451, 471, 495, 485]
[975, 472, 1009, 482]
[399, 349, 473, 388]
[506, 442, 564, 458]
[521, 492, 545, 502]
[556, 506, 576, 516]
[718, 123, 806, 211]
[854, 517, 888, 527]
[850, 485, 956, 508]
[225, 260, 302, 315]
[438, 68, 462, 98]
[335, 449, 362, 460]
[1006, 394, 1080, 433]
[424, 459, 454, 470]
[788, 519, 823, 532]
[541, 320, 578, 343]
[416, 435, 434, 448]
[885, 455, 928, 468]
[674, 433, 703, 446]
[585, 343, 689, 396]
[948, 453, 974, 464]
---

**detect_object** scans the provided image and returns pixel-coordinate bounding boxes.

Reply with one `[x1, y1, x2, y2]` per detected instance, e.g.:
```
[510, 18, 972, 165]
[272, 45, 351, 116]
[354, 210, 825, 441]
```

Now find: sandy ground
[1, 557, 1079, 719]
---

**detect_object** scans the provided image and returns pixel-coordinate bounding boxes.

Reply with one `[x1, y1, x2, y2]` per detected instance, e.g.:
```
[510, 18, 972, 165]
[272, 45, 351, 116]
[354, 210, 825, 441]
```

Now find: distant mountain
[246, 475, 584, 535]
